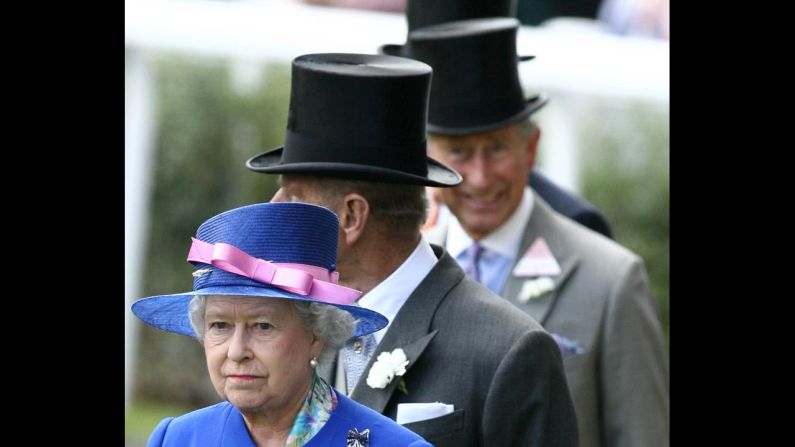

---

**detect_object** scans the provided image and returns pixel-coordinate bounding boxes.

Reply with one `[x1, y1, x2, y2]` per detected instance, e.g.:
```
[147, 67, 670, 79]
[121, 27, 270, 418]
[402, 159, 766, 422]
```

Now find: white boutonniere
[366, 348, 409, 389]
[518, 276, 555, 303]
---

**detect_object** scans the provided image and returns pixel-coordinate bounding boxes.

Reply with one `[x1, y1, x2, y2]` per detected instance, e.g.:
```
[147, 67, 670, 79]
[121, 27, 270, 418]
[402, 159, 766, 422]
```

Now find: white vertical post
[125, 49, 157, 409]
[537, 94, 580, 193]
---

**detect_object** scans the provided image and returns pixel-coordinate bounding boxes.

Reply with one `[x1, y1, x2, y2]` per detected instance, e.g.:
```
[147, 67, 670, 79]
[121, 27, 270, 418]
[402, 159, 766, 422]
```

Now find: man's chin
[458, 217, 501, 239]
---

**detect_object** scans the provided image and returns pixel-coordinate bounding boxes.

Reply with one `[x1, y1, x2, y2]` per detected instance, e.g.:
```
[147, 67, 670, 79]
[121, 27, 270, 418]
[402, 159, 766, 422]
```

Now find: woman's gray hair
[188, 295, 356, 349]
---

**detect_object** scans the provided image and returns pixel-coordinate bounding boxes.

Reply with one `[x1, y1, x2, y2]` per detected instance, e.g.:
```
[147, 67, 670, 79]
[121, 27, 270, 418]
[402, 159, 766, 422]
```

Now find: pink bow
[186, 238, 361, 305]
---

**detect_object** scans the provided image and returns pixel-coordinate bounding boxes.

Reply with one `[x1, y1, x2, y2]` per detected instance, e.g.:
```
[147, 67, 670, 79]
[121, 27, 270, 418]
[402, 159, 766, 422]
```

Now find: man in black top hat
[409, 18, 669, 447]
[381, 0, 613, 238]
[247, 52, 578, 447]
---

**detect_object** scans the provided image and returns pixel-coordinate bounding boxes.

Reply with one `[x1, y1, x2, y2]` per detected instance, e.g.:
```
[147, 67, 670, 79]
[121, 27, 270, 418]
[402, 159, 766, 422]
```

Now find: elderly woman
[132, 202, 431, 447]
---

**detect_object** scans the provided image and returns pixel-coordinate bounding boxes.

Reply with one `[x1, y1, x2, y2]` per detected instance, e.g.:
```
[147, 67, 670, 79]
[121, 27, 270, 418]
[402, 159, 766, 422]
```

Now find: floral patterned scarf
[285, 371, 338, 446]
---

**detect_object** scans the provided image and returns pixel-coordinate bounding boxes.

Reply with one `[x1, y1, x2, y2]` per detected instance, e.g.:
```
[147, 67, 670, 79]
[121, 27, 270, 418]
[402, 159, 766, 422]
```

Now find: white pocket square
[396, 402, 454, 425]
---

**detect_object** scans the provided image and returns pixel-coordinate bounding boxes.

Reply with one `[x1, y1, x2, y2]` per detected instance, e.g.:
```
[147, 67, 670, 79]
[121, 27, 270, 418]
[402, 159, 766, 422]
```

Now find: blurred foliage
[134, 54, 287, 408]
[130, 55, 670, 418]
[576, 97, 669, 348]
[126, 400, 192, 446]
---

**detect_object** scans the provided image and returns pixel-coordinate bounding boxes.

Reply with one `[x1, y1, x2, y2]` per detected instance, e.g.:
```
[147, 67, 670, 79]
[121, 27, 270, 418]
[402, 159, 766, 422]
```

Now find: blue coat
[146, 392, 431, 447]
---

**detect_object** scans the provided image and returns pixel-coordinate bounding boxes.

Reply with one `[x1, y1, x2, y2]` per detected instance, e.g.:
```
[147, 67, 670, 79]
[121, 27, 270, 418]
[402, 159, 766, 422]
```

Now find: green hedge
[577, 99, 669, 347]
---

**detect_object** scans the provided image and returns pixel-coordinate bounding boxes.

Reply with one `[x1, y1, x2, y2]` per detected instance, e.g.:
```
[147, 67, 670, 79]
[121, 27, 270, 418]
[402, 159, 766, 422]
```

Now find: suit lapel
[350, 246, 460, 414]
[351, 330, 439, 413]
[501, 196, 580, 325]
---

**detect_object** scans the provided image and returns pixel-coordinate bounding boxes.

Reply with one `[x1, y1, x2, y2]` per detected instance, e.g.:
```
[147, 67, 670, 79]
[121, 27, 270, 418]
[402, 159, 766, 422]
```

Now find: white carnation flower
[366, 348, 409, 389]
[518, 276, 556, 303]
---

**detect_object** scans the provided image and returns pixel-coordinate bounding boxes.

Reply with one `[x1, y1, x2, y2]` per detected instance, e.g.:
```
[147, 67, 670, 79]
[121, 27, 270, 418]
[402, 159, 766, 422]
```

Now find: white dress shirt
[357, 236, 438, 344]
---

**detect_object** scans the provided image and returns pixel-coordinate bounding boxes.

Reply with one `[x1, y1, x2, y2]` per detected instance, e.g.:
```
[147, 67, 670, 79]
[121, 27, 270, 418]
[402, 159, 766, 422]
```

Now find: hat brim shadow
[427, 94, 549, 136]
[378, 43, 406, 56]
[132, 285, 388, 338]
[247, 148, 462, 187]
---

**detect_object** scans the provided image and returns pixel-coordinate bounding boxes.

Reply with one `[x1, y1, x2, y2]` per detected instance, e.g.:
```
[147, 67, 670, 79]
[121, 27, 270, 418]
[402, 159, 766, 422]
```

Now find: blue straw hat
[131, 202, 387, 338]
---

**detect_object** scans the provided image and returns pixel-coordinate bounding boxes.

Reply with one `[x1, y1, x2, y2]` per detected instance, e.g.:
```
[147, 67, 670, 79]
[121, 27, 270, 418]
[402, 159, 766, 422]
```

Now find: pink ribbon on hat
[186, 237, 361, 305]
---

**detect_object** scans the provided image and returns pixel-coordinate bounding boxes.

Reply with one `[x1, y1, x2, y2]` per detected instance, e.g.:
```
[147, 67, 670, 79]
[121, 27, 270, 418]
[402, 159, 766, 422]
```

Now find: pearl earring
[309, 357, 319, 368]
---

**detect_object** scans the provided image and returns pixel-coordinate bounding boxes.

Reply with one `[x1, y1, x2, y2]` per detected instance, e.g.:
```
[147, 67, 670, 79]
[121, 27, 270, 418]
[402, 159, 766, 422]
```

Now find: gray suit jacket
[427, 196, 669, 447]
[318, 246, 579, 447]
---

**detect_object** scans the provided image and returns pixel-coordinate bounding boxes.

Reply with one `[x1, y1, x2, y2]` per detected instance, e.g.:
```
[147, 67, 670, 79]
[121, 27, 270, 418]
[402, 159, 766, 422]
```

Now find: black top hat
[379, 0, 517, 57]
[407, 18, 548, 135]
[246, 53, 462, 187]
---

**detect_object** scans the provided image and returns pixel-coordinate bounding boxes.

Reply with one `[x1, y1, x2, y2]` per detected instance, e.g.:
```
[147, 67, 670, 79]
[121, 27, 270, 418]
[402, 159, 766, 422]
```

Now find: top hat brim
[247, 147, 463, 187]
[132, 285, 388, 338]
[427, 94, 549, 136]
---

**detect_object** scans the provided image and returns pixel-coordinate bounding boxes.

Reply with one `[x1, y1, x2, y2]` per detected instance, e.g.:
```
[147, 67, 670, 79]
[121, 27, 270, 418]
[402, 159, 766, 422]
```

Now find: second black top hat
[380, 0, 517, 56]
[408, 18, 548, 135]
[246, 53, 462, 187]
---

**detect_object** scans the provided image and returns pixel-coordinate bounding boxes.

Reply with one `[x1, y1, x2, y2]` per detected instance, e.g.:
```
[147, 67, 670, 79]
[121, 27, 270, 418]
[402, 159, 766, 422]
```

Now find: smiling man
[382, 0, 614, 239]
[430, 124, 533, 237]
[412, 18, 670, 447]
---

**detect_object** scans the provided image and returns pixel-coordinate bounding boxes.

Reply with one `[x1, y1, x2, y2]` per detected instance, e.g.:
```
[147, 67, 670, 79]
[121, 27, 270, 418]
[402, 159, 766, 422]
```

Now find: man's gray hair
[285, 175, 428, 238]
[516, 118, 538, 141]
[188, 295, 356, 349]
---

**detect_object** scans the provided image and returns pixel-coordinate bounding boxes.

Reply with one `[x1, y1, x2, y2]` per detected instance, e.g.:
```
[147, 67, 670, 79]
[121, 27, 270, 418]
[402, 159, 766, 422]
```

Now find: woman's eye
[255, 322, 271, 331]
[209, 322, 228, 329]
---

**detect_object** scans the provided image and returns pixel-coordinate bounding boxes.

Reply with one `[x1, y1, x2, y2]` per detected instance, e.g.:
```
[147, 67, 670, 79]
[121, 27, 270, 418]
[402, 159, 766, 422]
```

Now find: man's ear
[337, 193, 369, 247]
[527, 126, 541, 170]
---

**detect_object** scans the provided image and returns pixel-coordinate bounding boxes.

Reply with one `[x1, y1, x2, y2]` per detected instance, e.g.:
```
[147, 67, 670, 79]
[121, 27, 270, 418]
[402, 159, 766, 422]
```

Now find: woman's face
[203, 296, 322, 416]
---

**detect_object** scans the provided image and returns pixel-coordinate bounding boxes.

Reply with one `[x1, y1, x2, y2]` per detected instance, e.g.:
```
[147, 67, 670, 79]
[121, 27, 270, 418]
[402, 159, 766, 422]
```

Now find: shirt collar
[357, 236, 438, 344]
[446, 186, 534, 260]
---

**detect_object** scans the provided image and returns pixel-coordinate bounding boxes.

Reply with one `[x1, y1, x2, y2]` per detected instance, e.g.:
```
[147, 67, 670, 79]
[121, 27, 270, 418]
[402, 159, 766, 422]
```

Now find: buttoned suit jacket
[427, 195, 669, 447]
[318, 245, 579, 447]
